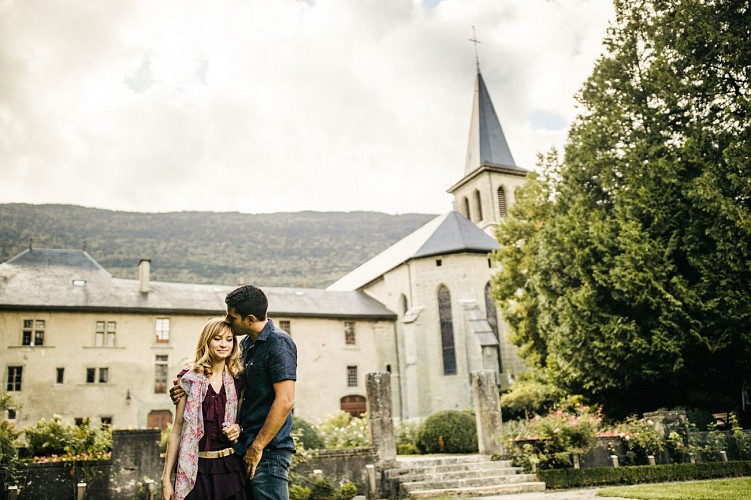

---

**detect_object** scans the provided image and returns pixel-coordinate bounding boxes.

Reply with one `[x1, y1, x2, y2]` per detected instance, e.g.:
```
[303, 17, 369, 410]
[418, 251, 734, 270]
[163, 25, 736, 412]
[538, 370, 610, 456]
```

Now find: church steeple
[448, 62, 528, 236]
[464, 70, 517, 174]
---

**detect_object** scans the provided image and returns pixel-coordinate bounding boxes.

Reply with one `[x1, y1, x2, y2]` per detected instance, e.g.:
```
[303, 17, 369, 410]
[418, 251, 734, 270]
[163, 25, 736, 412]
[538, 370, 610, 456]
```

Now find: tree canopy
[492, 0, 751, 418]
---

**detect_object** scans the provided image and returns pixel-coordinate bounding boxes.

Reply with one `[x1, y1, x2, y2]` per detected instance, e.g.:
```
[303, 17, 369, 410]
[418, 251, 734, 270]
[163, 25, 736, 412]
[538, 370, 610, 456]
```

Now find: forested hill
[0, 204, 437, 288]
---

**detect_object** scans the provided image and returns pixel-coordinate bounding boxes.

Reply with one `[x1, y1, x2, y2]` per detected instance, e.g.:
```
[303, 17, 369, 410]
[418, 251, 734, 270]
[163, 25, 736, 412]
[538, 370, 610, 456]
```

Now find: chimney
[139, 259, 151, 293]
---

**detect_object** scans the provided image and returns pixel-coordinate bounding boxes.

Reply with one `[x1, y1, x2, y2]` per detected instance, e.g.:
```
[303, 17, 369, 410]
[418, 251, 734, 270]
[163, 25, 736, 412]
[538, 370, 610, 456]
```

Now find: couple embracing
[161, 284, 297, 500]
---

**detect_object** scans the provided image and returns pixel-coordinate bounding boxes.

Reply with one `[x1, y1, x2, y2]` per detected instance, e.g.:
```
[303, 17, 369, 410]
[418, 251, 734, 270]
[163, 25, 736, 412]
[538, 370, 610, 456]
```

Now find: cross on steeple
[469, 26, 481, 71]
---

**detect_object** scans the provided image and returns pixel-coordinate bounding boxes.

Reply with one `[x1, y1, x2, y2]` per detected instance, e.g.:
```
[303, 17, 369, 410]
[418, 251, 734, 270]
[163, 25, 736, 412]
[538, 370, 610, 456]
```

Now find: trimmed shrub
[309, 479, 336, 500]
[334, 482, 358, 500]
[415, 410, 478, 454]
[289, 484, 311, 500]
[539, 461, 751, 489]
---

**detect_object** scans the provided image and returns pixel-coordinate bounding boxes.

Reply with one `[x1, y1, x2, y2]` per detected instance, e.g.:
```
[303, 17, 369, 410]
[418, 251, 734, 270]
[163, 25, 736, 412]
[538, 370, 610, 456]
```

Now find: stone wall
[292, 447, 378, 494]
[4, 429, 161, 500]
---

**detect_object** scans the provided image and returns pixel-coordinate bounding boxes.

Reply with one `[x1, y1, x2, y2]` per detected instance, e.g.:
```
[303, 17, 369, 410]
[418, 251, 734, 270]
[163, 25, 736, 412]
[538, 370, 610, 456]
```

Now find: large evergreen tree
[493, 0, 751, 418]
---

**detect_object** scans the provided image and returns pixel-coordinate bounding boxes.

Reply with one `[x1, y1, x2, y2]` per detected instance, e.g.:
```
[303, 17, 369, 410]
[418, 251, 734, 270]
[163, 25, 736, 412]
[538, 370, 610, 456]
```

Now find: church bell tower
[447, 68, 528, 235]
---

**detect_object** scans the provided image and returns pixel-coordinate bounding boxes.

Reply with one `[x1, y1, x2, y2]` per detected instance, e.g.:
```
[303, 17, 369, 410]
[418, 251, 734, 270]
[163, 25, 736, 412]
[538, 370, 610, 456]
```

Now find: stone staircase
[383, 454, 546, 498]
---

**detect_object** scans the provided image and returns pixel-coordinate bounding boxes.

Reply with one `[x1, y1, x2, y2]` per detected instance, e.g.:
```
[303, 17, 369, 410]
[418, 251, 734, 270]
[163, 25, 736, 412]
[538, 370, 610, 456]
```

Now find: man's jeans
[246, 448, 293, 500]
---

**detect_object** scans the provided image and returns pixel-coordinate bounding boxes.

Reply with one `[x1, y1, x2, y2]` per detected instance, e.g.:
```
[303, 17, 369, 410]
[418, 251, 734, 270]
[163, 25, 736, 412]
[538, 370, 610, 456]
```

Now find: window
[7, 408, 17, 420]
[56, 367, 65, 384]
[400, 294, 408, 315]
[7, 367, 22, 391]
[155, 355, 168, 394]
[344, 321, 356, 345]
[463, 196, 471, 220]
[95, 321, 116, 347]
[436, 259, 442, 267]
[22, 319, 45, 346]
[86, 368, 108, 384]
[155, 318, 171, 343]
[100, 417, 112, 429]
[340, 395, 366, 417]
[438, 285, 457, 375]
[498, 186, 508, 217]
[74, 417, 90, 427]
[346, 366, 358, 387]
[279, 320, 291, 334]
[474, 189, 483, 222]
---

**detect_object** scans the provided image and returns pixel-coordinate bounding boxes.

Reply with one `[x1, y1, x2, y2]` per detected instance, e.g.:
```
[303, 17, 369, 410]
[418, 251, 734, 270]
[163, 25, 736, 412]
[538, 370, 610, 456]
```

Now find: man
[172, 284, 297, 499]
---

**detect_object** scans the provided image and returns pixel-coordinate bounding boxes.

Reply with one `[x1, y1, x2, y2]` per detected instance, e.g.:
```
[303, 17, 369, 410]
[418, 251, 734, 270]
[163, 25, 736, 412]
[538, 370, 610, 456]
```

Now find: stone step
[402, 473, 540, 492]
[387, 460, 515, 478]
[396, 455, 494, 467]
[389, 464, 521, 481]
[406, 481, 547, 498]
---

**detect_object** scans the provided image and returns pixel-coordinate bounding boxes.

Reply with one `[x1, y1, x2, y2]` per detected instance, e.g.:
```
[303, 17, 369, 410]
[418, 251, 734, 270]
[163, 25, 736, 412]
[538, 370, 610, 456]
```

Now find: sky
[0, 0, 615, 215]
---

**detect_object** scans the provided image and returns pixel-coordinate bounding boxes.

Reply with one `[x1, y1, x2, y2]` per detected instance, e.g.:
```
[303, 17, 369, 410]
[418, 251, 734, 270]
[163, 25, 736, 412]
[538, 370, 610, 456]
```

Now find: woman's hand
[222, 422, 242, 443]
[161, 478, 175, 500]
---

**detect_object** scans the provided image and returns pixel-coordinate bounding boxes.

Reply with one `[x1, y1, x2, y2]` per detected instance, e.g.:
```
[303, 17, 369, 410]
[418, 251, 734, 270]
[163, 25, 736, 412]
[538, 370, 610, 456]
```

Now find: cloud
[0, 0, 614, 214]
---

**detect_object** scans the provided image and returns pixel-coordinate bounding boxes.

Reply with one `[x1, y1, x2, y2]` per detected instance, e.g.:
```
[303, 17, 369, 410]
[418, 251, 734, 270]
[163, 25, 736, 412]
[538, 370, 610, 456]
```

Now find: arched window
[438, 285, 457, 375]
[340, 395, 367, 418]
[498, 186, 508, 217]
[400, 294, 408, 315]
[463, 196, 471, 220]
[474, 189, 483, 221]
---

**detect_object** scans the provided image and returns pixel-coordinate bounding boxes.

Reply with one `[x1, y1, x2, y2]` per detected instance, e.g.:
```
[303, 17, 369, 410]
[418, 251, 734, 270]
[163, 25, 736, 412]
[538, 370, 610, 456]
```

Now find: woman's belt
[198, 447, 235, 459]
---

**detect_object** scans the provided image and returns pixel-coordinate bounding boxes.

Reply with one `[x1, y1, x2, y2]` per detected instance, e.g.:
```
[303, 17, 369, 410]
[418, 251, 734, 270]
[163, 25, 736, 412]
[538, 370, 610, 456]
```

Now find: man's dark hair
[225, 285, 268, 320]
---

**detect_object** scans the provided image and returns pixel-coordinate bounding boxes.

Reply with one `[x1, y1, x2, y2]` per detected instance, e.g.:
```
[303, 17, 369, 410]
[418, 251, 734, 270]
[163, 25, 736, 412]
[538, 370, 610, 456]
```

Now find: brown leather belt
[198, 447, 235, 459]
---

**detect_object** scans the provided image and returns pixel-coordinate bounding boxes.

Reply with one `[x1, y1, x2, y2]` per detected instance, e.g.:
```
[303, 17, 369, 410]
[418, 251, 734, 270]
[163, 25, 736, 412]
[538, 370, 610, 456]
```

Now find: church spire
[463, 68, 517, 175]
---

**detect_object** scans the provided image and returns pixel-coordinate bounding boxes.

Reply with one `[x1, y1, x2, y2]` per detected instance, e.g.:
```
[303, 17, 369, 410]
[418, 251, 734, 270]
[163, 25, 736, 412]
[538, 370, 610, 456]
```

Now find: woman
[161, 317, 246, 500]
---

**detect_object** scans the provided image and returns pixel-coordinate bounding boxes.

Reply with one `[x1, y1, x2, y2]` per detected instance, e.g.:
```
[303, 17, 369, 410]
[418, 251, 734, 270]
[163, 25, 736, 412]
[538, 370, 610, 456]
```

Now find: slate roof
[0, 248, 395, 320]
[327, 210, 499, 291]
[463, 70, 527, 175]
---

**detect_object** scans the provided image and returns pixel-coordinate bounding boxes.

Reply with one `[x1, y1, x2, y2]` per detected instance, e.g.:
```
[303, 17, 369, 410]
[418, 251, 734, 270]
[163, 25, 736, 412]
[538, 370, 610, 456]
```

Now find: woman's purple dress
[180, 371, 247, 500]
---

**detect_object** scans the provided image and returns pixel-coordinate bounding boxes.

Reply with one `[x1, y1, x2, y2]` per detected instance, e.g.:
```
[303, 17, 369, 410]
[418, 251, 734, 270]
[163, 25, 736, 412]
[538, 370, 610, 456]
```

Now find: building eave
[447, 164, 528, 194]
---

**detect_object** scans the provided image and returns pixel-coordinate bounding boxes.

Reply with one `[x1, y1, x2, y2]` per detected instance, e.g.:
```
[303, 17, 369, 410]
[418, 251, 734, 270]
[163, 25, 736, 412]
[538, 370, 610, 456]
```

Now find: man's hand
[169, 378, 185, 405]
[243, 443, 263, 480]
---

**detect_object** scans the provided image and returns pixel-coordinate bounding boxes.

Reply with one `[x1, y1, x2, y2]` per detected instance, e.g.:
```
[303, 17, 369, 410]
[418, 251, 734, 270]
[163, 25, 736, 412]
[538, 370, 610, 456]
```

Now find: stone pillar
[366, 372, 396, 464]
[471, 370, 503, 455]
[109, 429, 162, 498]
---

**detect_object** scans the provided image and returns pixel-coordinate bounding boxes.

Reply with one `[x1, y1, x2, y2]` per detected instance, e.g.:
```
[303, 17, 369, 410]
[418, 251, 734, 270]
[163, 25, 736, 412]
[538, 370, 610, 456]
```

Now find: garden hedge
[539, 461, 751, 489]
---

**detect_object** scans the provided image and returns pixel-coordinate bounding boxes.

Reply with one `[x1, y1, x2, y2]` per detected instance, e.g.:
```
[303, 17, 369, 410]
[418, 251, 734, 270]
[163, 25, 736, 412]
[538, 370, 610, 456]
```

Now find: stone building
[0, 68, 527, 429]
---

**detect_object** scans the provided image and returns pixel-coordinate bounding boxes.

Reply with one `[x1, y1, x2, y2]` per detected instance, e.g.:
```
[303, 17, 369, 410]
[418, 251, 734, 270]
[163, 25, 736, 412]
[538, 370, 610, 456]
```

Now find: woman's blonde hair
[192, 317, 243, 378]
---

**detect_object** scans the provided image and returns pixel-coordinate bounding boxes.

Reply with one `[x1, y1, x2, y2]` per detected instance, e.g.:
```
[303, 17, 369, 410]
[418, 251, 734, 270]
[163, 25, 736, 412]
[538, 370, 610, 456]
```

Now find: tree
[493, 0, 751, 418]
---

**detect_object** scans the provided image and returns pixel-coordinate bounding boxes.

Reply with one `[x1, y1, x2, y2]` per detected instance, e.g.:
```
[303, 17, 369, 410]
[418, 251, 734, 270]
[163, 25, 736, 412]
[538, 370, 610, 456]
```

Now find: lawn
[598, 477, 751, 499]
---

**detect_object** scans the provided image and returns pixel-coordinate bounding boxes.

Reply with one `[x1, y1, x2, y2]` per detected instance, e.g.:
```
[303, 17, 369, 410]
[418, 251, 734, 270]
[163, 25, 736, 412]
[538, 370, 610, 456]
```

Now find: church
[0, 68, 528, 429]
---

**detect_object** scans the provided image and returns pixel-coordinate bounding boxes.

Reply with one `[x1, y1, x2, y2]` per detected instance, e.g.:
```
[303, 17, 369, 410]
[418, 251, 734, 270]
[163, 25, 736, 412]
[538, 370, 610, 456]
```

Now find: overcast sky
[0, 0, 614, 215]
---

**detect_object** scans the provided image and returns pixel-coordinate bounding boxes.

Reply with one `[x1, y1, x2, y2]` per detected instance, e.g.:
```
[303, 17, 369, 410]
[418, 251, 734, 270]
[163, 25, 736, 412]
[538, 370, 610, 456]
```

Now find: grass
[598, 477, 751, 499]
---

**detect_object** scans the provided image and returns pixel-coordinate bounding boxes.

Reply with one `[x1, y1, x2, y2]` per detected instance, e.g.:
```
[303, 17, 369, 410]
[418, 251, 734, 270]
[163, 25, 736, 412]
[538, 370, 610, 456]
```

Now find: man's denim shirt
[236, 319, 297, 456]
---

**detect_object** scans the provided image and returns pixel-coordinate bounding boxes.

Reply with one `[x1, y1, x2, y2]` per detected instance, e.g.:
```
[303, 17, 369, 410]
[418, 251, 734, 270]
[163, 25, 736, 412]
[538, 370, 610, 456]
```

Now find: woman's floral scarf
[174, 366, 238, 500]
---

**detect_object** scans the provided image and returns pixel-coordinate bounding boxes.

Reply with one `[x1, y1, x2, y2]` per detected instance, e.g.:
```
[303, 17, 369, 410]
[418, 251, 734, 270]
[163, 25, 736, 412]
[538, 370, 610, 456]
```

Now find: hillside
[0, 204, 437, 288]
